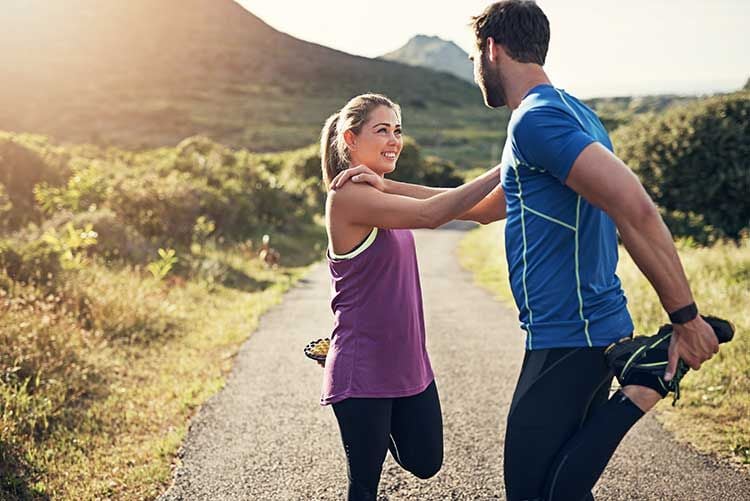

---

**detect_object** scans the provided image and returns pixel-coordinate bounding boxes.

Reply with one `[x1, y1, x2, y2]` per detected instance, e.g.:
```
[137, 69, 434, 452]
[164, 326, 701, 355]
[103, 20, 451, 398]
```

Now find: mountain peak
[381, 35, 474, 84]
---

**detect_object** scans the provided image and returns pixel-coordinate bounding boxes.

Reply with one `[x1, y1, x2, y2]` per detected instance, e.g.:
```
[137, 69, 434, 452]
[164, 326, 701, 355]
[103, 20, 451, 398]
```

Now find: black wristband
[668, 302, 698, 324]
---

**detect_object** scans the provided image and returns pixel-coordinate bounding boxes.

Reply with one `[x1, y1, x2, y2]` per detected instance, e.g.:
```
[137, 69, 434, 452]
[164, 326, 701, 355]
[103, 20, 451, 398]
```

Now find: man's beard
[479, 59, 506, 108]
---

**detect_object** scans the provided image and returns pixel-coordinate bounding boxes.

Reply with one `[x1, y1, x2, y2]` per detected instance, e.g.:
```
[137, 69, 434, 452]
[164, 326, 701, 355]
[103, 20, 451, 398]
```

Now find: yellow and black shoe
[304, 337, 330, 363]
[604, 315, 734, 405]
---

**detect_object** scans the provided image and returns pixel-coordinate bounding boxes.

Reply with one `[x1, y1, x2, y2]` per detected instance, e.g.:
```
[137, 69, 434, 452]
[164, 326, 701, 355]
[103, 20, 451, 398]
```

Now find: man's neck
[503, 66, 552, 110]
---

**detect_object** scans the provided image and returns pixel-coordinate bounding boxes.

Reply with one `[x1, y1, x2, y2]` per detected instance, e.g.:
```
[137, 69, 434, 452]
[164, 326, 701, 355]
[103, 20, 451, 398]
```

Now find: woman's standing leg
[388, 380, 444, 479]
[332, 397, 393, 501]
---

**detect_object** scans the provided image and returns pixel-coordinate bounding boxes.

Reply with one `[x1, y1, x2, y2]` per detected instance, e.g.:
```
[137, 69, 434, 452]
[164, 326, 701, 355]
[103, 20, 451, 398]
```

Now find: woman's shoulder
[327, 182, 379, 211]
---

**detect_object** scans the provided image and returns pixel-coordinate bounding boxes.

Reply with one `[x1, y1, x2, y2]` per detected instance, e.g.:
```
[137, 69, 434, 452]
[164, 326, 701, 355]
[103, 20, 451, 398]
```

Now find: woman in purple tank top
[319, 93, 501, 500]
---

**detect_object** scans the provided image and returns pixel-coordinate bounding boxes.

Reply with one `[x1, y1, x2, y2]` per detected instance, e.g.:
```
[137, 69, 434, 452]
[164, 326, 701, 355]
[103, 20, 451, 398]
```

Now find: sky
[237, 0, 749, 98]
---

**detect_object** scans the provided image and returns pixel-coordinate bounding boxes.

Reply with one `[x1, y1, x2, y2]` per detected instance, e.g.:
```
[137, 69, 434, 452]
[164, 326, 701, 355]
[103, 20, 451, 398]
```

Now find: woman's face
[347, 105, 402, 176]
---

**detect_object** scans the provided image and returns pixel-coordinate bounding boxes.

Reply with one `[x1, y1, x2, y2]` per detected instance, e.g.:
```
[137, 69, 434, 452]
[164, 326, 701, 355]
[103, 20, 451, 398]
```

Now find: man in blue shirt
[330, 1, 732, 499]
[464, 2, 726, 500]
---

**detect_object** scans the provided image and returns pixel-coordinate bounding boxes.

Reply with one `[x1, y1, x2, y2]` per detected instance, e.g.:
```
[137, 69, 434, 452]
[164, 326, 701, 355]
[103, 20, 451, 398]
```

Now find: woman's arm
[329, 166, 502, 230]
[330, 165, 507, 224]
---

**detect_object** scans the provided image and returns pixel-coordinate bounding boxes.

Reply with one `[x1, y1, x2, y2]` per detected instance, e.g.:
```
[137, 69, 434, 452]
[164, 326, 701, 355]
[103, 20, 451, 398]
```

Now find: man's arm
[566, 142, 718, 379]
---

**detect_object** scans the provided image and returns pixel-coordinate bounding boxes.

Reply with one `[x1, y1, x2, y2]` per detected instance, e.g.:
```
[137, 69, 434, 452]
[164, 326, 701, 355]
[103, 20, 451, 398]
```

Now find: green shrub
[612, 92, 750, 242]
[65, 208, 153, 262]
[421, 156, 464, 188]
[147, 248, 178, 281]
[0, 184, 12, 232]
[109, 169, 205, 244]
[388, 137, 463, 187]
[0, 133, 71, 230]
[0, 238, 61, 285]
[106, 138, 313, 244]
[34, 159, 112, 215]
[41, 222, 98, 271]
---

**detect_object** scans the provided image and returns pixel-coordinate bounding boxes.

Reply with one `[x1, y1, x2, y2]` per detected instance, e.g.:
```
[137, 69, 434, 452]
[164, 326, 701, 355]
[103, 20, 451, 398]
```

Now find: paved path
[160, 223, 750, 500]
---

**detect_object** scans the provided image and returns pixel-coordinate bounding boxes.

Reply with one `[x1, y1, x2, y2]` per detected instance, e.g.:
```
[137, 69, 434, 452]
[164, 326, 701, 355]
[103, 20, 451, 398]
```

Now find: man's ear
[486, 37, 498, 63]
[486, 37, 509, 64]
[343, 130, 357, 149]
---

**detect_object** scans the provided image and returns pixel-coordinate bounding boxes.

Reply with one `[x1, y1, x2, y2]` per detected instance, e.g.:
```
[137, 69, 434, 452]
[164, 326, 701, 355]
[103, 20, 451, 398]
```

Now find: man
[331, 2, 732, 499]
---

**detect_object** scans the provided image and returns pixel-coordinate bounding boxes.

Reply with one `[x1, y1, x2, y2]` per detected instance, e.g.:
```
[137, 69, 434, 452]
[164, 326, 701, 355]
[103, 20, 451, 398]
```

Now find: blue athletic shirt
[501, 84, 633, 350]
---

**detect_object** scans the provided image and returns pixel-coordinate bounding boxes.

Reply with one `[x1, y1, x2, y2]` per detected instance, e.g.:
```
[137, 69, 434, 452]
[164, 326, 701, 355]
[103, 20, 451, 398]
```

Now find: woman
[319, 93, 502, 500]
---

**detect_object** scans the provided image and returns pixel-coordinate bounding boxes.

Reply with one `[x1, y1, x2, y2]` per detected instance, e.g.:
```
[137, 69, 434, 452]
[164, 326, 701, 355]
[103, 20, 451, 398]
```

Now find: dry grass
[1, 231, 323, 499]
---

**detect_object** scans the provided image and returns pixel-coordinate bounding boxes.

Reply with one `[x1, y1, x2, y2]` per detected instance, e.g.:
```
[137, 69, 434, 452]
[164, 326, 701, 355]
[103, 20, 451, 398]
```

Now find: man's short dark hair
[471, 0, 550, 65]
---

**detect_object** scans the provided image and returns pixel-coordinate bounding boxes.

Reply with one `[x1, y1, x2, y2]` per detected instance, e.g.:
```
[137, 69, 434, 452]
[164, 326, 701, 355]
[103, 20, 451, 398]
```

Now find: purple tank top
[320, 227, 434, 405]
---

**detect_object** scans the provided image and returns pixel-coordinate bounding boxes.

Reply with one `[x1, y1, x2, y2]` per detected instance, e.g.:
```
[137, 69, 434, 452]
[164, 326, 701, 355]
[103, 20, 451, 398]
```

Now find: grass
[458, 221, 750, 468]
[0, 227, 326, 499]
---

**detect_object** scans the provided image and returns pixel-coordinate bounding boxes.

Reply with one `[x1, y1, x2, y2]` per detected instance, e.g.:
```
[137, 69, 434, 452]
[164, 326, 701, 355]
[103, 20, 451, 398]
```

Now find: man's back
[500, 84, 633, 350]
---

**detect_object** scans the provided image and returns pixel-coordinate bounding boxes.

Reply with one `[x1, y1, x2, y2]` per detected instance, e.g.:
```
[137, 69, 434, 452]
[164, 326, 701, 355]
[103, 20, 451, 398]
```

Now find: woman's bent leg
[332, 397, 393, 501]
[389, 380, 444, 479]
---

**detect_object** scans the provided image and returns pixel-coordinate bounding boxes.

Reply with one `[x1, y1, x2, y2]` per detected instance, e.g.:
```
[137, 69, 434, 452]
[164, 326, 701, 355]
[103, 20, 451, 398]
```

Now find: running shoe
[304, 337, 330, 363]
[604, 315, 734, 405]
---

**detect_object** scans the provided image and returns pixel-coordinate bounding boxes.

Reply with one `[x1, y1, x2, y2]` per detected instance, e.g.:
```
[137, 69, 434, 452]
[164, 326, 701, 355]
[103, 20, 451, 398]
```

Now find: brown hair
[320, 93, 401, 189]
[470, 0, 550, 65]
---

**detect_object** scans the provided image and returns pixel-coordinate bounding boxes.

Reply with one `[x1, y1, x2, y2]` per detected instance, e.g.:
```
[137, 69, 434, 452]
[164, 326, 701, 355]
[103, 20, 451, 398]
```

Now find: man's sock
[544, 390, 645, 501]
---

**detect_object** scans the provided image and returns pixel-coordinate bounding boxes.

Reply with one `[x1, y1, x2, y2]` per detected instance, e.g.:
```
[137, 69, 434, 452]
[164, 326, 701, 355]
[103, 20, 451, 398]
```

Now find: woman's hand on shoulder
[331, 164, 386, 192]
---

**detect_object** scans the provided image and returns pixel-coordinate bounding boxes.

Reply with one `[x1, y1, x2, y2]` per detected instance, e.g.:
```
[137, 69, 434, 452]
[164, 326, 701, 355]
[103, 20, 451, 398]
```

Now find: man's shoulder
[509, 96, 573, 139]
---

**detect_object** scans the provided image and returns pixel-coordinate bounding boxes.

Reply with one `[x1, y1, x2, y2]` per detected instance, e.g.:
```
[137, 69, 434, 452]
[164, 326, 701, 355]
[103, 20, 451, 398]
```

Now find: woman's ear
[343, 130, 357, 150]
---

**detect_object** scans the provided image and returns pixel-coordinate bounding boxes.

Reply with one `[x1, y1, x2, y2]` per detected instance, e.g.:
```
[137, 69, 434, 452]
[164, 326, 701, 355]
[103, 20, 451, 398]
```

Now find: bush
[0, 238, 61, 286]
[109, 169, 205, 244]
[34, 159, 112, 215]
[0, 184, 12, 232]
[388, 137, 463, 187]
[0, 133, 71, 230]
[107, 138, 314, 244]
[612, 92, 750, 242]
[65, 208, 153, 262]
[422, 156, 464, 188]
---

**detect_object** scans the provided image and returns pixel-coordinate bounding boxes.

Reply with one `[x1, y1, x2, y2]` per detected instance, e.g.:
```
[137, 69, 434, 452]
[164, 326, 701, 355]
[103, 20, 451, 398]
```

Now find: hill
[381, 35, 475, 84]
[0, 0, 506, 168]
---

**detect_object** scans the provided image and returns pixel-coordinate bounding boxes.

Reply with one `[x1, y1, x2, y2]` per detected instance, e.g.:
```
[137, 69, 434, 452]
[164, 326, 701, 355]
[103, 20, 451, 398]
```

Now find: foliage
[0, 133, 71, 230]
[612, 92, 750, 242]
[42, 223, 98, 271]
[586, 95, 695, 133]
[0, 237, 61, 286]
[386, 137, 464, 187]
[63, 208, 153, 263]
[34, 159, 112, 215]
[147, 248, 178, 281]
[0, 183, 12, 232]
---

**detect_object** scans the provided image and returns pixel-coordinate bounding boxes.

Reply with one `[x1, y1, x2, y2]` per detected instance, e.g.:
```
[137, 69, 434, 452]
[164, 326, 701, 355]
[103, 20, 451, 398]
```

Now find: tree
[612, 92, 750, 243]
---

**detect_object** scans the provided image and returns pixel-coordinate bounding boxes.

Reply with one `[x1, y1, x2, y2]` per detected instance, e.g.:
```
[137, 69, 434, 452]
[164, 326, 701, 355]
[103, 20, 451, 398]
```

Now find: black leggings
[504, 347, 644, 501]
[331, 380, 443, 501]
